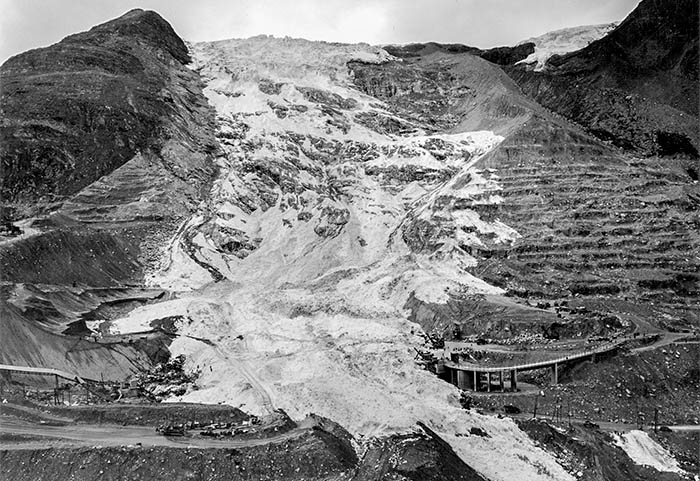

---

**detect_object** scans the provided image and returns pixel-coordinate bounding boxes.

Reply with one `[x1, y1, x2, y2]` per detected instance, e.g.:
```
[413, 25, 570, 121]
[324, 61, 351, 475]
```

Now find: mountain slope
[0, 6, 696, 481]
[0, 9, 218, 380]
[0, 9, 217, 206]
[507, 0, 699, 155]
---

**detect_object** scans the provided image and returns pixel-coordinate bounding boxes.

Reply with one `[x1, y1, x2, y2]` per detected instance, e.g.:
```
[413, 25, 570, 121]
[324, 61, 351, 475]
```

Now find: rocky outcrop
[352, 423, 488, 481]
[349, 51, 536, 135]
[314, 206, 350, 238]
[479, 43, 536, 65]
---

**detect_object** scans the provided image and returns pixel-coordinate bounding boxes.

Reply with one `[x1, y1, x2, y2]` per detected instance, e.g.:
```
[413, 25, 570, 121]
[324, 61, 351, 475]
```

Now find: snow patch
[517, 23, 618, 71]
[613, 430, 684, 473]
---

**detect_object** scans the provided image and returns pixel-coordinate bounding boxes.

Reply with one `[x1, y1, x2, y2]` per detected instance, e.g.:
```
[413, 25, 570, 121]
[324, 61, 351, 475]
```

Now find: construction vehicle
[156, 424, 187, 436]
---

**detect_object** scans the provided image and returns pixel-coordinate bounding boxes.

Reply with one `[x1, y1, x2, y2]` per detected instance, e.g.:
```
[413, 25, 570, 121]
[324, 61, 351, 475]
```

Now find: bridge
[0, 364, 112, 404]
[0, 364, 101, 387]
[440, 340, 625, 392]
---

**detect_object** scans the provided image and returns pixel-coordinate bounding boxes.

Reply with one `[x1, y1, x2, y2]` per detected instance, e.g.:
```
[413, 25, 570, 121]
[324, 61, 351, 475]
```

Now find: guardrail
[443, 339, 627, 373]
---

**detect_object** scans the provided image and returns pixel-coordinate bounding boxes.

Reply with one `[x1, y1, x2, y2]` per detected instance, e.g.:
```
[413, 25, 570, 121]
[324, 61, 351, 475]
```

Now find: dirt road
[0, 418, 312, 451]
[509, 413, 700, 433]
[629, 332, 694, 353]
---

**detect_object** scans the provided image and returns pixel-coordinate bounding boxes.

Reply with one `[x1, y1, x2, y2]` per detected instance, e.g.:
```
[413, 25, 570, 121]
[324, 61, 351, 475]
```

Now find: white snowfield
[112, 36, 579, 481]
[613, 430, 685, 474]
[517, 23, 619, 71]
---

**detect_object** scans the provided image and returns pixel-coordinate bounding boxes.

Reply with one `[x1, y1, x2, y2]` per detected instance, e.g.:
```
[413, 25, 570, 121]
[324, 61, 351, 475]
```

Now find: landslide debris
[126, 354, 200, 401]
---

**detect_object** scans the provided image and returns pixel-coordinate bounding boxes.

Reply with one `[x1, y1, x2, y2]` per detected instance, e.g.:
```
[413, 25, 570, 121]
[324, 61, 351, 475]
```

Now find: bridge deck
[0, 364, 91, 384]
[443, 340, 623, 373]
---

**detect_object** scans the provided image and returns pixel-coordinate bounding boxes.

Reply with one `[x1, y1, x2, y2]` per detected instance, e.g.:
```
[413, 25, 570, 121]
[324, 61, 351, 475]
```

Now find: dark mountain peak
[549, 0, 698, 77]
[63, 8, 190, 64]
[0, 8, 213, 203]
[507, 0, 699, 155]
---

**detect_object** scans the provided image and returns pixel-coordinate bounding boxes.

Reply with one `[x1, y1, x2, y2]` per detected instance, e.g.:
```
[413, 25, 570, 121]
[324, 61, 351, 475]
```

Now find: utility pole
[654, 407, 659, 433]
[533, 396, 538, 419]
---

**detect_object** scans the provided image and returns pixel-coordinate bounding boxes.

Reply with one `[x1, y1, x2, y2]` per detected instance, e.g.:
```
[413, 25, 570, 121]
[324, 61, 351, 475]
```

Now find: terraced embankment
[474, 115, 699, 328]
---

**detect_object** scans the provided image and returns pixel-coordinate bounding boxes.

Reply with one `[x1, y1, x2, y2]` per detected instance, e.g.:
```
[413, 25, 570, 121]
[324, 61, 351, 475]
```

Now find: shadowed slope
[507, 0, 699, 155]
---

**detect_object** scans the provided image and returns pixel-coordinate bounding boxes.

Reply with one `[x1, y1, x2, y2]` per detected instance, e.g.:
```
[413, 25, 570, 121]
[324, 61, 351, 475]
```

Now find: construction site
[1, 0, 699, 479]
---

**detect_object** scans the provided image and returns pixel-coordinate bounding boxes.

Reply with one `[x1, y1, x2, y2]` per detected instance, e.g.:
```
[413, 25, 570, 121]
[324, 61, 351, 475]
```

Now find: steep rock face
[507, 0, 699, 155]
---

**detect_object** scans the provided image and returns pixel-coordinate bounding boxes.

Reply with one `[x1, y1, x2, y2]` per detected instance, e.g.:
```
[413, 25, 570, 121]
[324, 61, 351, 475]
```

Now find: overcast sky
[1, 0, 639, 63]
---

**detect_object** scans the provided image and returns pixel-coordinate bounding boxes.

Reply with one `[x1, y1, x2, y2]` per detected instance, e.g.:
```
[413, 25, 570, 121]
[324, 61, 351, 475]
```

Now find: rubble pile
[128, 355, 200, 401]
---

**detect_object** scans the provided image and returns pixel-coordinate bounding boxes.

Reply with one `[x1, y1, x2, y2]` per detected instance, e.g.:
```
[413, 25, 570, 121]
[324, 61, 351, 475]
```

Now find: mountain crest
[64, 8, 190, 64]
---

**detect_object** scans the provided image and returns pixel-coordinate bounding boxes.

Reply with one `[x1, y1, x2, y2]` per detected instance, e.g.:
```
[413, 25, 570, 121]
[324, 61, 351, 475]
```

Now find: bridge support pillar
[499, 371, 504, 392]
[510, 370, 517, 391]
[551, 363, 559, 384]
[457, 370, 469, 390]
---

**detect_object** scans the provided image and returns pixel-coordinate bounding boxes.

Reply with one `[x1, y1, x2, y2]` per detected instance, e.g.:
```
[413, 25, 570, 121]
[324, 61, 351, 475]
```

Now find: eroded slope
[0, 9, 219, 379]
